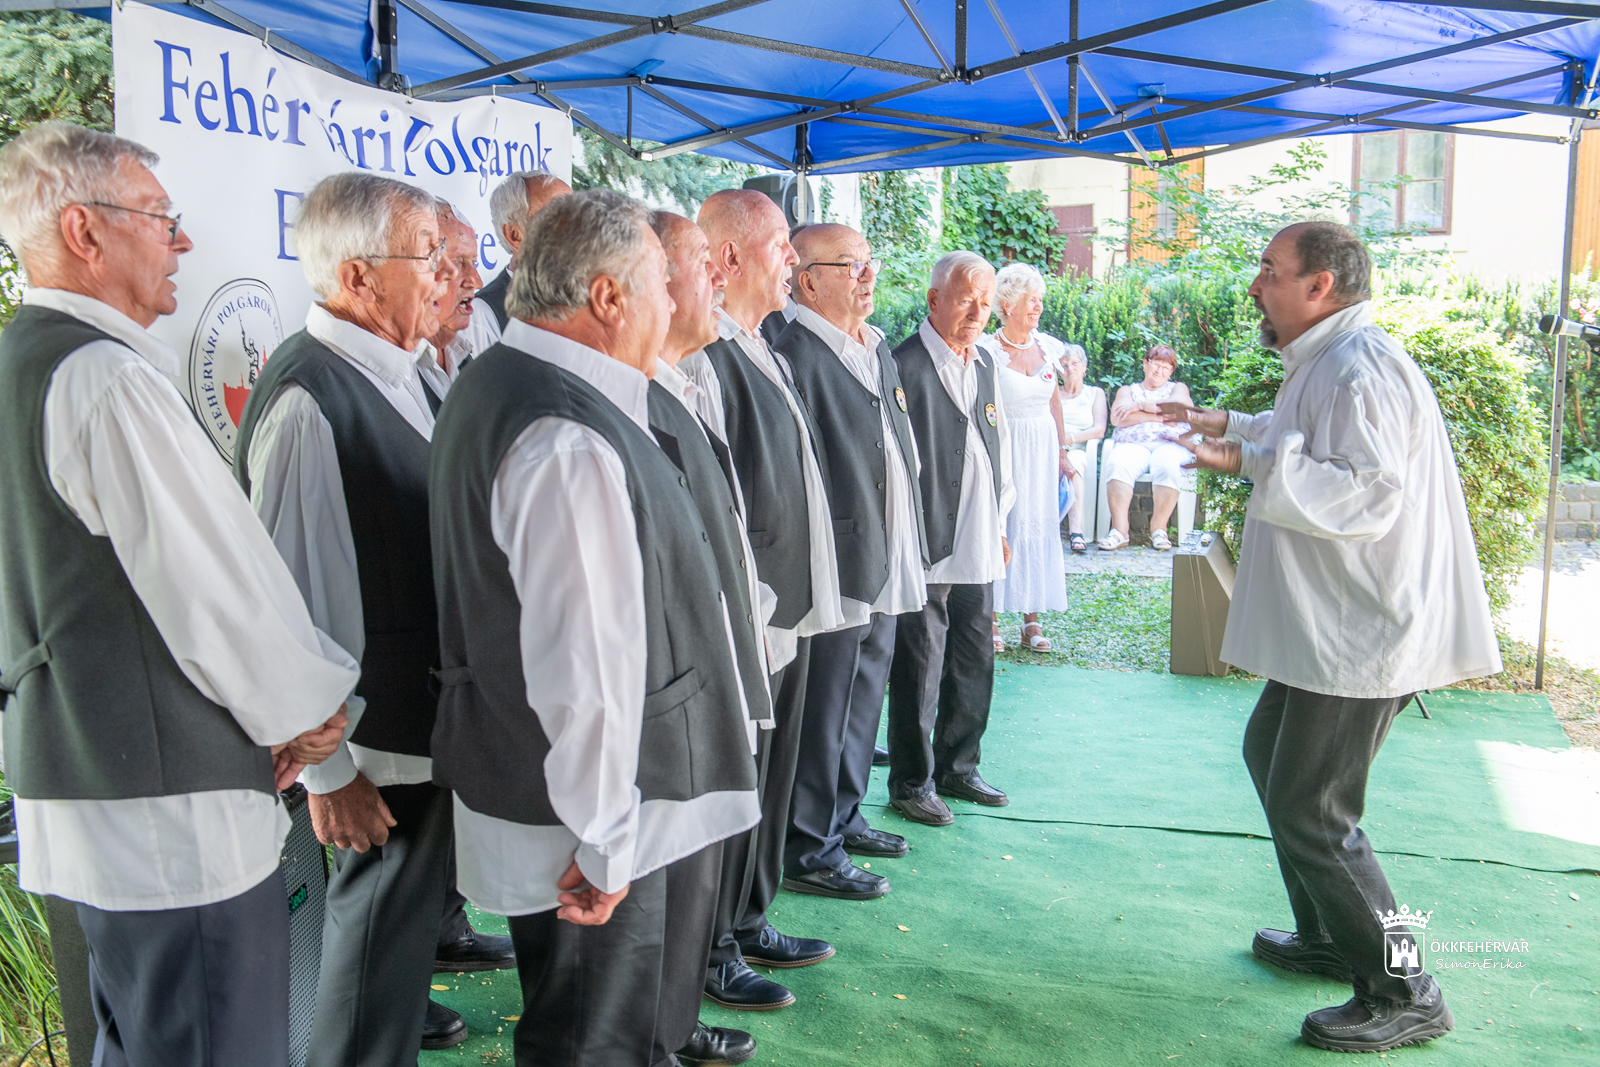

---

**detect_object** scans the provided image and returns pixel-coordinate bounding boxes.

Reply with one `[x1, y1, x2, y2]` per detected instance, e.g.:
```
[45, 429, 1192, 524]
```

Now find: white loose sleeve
[45, 346, 359, 747]
[1227, 409, 1275, 443]
[1245, 374, 1409, 542]
[491, 419, 646, 894]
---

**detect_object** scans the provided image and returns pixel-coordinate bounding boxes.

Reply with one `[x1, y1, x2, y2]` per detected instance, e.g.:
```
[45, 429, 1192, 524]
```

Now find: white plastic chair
[1096, 443, 1196, 544]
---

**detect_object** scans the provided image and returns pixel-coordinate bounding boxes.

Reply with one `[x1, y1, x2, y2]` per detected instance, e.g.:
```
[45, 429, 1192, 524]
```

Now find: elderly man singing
[417, 201, 490, 410]
[0, 122, 356, 1067]
[234, 172, 469, 1061]
[475, 170, 573, 337]
[430, 189, 760, 1066]
[1171, 221, 1498, 1053]
[888, 251, 1013, 827]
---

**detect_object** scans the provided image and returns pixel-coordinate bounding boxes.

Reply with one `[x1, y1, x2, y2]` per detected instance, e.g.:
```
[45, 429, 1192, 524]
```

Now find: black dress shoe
[1251, 928, 1354, 981]
[421, 999, 468, 1050]
[434, 926, 517, 972]
[737, 924, 835, 968]
[1301, 975, 1453, 1052]
[842, 827, 908, 858]
[704, 960, 795, 1010]
[890, 792, 953, 826]
[782, 861, 890, 900]
[677, 1021, 758, 1065]
[936, 772, 1009, 807]
[872, 745, 890, 767]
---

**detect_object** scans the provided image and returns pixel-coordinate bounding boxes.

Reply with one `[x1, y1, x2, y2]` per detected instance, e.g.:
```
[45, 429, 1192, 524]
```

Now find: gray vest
[429, 344, 757, 824]
[233, 330, 439, 758]
[648, 382, 770, 720]
[476, 270, 510, 330]
[0, 306, 273, 801]
[893, 332, 1004, 566]
[702, 337, 819, 630]
[773, 318, 928, 603]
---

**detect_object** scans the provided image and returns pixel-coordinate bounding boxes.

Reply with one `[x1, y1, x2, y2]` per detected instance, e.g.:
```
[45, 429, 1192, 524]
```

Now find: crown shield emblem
[1377, 905, 1431, 978]
[985, 402, 998, 427]
[895, 386, 908, 413]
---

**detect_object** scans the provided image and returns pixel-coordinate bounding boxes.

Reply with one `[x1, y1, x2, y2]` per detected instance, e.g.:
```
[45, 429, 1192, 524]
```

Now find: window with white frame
[1351, 130, 1454, 234]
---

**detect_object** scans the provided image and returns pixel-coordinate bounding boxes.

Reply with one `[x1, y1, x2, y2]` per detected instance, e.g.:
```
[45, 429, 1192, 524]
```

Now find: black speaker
[741, 174, 816, 227]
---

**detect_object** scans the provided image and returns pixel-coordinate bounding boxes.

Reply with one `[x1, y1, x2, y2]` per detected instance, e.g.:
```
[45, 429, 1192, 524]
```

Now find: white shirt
[244, 305, 436, 793]
[451, 321, 761, 916]
[468, 294, 503, 350]
[918, 319, 1016, 586]
[11, 289, 360, 911]
[1222, 301, 1501, 698]
[680, 310, 845, 669]
[788, 303, 927, 623]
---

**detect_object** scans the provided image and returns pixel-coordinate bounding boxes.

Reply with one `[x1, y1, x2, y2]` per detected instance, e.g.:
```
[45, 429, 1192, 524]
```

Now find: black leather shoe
[737, 924, 835, 968]
[1302, 975, 1453, 1052]
[421, 999, 468, 1050]
[872, 745, 890, 767]
[936, 772, 1009, 807]
[1252, 928, 1354, 981]
[890, 792, 953, 826]
[435, 927, 517, 972]
[704, 960, 795, 1010]
[842, 827, 908, 858]
[677, 1021, 758, 1065]
[782, 861, 890, 900]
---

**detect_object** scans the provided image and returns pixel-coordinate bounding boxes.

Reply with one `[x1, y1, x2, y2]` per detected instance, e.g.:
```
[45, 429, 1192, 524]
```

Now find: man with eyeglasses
[233, 172, 469, 1063]
[0, 122, 357, 1067]
[772, 225, 928, 904]
[417, 202, 494, 412]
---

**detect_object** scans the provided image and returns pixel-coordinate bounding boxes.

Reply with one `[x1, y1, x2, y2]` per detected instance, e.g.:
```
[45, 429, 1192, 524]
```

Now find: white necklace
[998, 328, 1033, 348]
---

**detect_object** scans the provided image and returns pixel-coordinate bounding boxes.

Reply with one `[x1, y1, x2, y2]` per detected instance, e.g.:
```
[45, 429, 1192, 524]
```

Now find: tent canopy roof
[84, 1, 1600, 172]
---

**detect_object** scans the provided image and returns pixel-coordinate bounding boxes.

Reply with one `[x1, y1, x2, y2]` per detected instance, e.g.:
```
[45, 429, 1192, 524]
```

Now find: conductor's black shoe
[420, 999, 468, 1050]
[434, 927, 517, 972]
[890, 792, 954, 826]
[872, 745, 891, 766]
[1301, 975, 1453, 1052]
[677, 1021, 758, 1065]
[936, 772, 1009, 807]
[842, 827, 909, 858]
[704, 960, 796, 1011]
[782, 861, 890, 900]
[1252, 928, 1355, 981]
[738, 924, 835, 968]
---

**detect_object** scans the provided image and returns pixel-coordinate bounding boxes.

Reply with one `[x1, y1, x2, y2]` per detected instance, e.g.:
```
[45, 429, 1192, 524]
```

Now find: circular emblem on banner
[188, 279, 283, 461]
[985, 402, 998, 427]
[894, 386, 908, 413]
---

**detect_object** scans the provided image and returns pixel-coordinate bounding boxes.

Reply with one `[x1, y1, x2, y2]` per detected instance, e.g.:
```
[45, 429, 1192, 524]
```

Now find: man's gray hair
[489, 171, 565, 243]
[993, 262, 1047, 324]
[930, 250, 994, 292]
[507, 189, 650, 322]
[295, 173, 438, 300]
[1290, 221, 1371, 304]
[0, 121, 160, 277]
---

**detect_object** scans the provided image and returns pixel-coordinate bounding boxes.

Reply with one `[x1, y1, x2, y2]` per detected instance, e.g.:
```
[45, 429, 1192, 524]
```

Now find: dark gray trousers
[708, 637, 810, 967]
[306, 782, 453, 1067]
[509, 841, 723, 1067]
[887, 582, 995, 799]
[1243, 679, 1426, 1004]
[786, 615, 896, 874]
[74, 867, 289, 1067]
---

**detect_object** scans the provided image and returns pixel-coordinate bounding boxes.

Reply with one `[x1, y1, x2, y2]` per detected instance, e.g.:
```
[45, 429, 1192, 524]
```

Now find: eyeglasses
[79, 202, 183, 245]
[804, 258, 881, 279]
[363, 240, 447, 273]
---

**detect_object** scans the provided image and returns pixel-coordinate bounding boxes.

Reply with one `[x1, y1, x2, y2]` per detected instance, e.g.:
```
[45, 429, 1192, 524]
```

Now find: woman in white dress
[1100, 344, 1194, 551]
[978, 263, 1069, 653]
[1056, 344, 1106, 553]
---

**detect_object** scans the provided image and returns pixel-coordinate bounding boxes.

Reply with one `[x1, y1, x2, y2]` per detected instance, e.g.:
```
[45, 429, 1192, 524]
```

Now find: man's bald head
[697, 188, 785, 246]
[696, 188, 798, 330]
[649, 209, 700, 263]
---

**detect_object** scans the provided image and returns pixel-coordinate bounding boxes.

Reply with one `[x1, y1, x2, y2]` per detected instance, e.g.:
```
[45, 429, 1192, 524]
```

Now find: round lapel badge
[894, 386, 908, 413]
[985, 402, 998, 427]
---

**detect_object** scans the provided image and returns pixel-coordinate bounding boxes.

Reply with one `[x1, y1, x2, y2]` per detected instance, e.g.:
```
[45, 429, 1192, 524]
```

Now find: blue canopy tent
[36, 0, 1600, 680]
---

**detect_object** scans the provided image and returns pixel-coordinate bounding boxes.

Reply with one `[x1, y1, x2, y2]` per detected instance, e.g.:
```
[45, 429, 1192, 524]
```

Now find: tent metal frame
[26, 0, 1600, 685]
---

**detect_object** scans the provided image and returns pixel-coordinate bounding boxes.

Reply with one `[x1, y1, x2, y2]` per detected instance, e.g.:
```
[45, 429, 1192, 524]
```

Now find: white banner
[113, 1, 572, 458]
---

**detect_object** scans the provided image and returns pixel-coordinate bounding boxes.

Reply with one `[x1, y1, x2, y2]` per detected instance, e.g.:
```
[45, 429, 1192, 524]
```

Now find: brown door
[1051, 204, 1096, 278]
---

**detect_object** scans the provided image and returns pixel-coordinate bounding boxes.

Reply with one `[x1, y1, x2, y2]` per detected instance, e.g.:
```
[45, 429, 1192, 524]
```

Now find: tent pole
[1068, 0, 1079, 137]
[375, 0, 402, 91]
[795, 122, 810, 224]
[1536, 109, 1585, 690]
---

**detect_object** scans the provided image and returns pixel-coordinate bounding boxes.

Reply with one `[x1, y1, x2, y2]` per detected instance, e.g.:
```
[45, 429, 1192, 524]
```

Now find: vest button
[748, 613, 754, 623]
[947, 513, 955, 520]
[702, 531, 709, 542]
[876, 482, 884, 490]
[679, 476, 688, 487]
[943, 543, 951, 552]
[874, 440, 882, 449]
[872, 399, 880, 407]
[738, 559, 746, 568]
[950, 481, 958, 489]
[884, 563, 890, 571]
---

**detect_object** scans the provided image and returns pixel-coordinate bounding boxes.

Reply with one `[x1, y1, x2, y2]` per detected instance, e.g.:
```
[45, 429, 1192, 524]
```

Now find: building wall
[1006, 157, 1129, 278]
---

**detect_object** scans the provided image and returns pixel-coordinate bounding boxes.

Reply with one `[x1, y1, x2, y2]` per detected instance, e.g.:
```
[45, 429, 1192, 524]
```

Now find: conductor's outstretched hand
[556, 861, 630, 926]
[1177, 430, 1241, 475]
[1158, 401, 1228, 436]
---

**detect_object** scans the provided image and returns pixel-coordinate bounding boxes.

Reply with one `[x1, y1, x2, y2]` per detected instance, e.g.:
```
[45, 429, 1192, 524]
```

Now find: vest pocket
[638, 668, 702, 802]
[747, 529, 776, 549]
[832, 518, 857, 537]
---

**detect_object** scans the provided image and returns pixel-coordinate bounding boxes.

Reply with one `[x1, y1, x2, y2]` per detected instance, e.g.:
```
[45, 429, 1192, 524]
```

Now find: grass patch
[996, 573, 1171, 672]
[0, 777, 64, 1067]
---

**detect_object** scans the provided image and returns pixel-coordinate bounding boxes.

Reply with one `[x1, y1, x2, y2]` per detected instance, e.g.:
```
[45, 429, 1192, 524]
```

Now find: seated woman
[1100, 344, 1193, 551]
[1056, 343, 1106, 553]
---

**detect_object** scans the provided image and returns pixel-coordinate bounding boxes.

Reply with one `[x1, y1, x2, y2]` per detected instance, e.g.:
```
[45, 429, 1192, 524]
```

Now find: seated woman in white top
[1056, 343, 1106, 553]
[1101, 344, 1193, 551]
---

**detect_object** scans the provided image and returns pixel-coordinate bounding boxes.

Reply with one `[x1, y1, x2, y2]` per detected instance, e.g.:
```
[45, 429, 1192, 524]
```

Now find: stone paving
[1505, 540, 1600, 672]
[1060, 537, 1175, 578]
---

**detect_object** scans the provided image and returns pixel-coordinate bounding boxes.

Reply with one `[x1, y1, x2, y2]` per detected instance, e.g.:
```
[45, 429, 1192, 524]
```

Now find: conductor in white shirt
[0, 122, 356, 1067]
[1172, 221, 1498, 1054]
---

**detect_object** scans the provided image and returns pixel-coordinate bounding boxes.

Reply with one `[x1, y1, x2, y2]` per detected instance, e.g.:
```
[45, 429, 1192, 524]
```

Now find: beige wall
[1006, 156, 1128, 278]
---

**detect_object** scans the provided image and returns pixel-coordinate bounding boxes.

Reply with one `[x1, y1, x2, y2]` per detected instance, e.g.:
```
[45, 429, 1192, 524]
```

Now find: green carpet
[423, 667, 1600, 1065]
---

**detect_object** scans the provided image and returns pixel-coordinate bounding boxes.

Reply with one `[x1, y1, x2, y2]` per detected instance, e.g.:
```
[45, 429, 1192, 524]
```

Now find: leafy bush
[939, 163, 1066, 270]
[1202, 301, 1544, 615]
